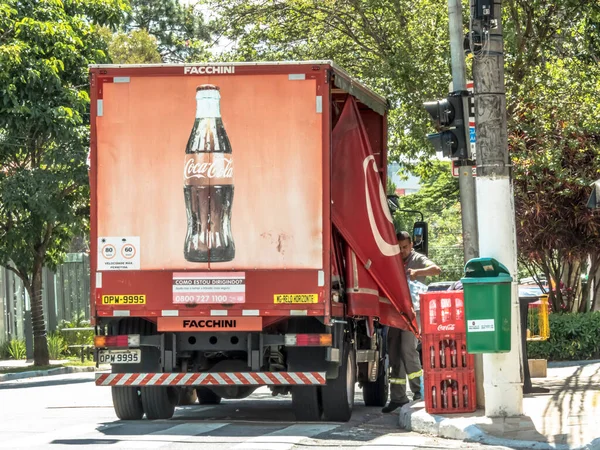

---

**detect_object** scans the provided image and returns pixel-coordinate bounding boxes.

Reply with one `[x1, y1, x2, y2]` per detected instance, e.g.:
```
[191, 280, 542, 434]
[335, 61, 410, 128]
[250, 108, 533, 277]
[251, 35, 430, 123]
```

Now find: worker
[382, 231, 441, 413]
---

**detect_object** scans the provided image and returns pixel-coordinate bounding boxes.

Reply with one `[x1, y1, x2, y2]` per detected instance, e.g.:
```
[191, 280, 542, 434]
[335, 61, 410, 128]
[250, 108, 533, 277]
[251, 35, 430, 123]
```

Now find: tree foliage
[504, 1, 600, 312]
[394, 161, 463, 282]
[122, 0, 212, 62]
[206, 0, 452, 161]
[98, 27, 162, 64]
[0, 0, 125, 365]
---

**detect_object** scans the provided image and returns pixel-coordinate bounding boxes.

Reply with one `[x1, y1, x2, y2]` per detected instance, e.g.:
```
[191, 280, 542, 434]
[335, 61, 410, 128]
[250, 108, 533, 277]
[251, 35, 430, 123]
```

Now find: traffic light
[423, 90, 469, 160]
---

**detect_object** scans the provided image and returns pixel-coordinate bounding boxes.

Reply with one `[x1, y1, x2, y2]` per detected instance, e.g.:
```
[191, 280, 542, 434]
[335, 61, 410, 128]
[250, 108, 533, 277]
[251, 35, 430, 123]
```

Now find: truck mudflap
[96, 372, 327, 387]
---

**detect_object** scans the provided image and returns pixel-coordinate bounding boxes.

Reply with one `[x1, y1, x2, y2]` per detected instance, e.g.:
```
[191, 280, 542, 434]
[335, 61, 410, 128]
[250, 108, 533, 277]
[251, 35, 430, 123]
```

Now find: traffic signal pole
[470, 0, 524, 416]
[447, 0, 484, 408]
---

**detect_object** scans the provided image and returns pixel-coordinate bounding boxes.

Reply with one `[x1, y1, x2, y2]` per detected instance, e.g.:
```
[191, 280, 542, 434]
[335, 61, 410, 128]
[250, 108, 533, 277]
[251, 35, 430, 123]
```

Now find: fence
[0, 253, 90, 343]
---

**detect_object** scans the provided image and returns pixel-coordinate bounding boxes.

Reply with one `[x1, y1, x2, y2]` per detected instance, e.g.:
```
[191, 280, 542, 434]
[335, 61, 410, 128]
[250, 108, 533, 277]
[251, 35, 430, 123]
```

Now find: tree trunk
[29, 264, 49, 366]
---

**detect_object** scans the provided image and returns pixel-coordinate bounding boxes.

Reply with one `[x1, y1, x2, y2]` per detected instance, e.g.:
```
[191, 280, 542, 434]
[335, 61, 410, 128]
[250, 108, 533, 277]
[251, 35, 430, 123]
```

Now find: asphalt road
[0, 373, 512, 450]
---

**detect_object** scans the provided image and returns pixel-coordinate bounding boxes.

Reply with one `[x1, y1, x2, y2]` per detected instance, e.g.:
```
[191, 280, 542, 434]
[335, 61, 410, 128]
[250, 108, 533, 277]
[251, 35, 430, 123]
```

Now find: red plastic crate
[421, 333, 474, 371]
[424, 369, 477, 414]
[420, 291, 465, 335]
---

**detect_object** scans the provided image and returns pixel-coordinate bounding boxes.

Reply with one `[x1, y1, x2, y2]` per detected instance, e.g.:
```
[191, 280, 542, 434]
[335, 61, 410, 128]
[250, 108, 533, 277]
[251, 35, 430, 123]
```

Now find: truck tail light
[94, 334, 140, 348]
[285, 334, 332, 347]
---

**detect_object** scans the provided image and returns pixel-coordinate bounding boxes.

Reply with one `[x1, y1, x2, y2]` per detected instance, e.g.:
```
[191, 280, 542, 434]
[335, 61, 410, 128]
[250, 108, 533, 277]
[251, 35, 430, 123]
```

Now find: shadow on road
[88, 396, 408, 445]
[0, 376, 92, 390]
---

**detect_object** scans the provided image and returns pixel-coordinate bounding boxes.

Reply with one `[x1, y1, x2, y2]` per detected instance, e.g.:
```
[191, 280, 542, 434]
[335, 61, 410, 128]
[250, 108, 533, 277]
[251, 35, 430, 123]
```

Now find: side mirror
[387, 194, 400, 214]
[413, 221, 428, 257]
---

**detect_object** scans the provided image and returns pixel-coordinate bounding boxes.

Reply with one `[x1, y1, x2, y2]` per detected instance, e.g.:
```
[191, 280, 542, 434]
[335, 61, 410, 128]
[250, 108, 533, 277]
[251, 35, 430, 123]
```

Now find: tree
[98, 27, 162, 64]
[395, 161, 463, 282]
[0, 0, 125, 365]
[205, 0, 451, 161]
[123, 0, 212, 62]
[503, 1, 600, 312]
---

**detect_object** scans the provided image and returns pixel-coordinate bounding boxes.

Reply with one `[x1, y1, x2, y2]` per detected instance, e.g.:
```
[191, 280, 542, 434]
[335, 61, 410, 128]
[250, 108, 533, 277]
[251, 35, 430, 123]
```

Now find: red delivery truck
[89, 61, 420, 422]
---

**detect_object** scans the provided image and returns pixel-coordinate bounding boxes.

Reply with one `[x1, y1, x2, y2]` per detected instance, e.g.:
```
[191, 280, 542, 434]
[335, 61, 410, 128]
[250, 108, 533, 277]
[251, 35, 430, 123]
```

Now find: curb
[399, 402, 600, 450]
[0, 365, 97, 383]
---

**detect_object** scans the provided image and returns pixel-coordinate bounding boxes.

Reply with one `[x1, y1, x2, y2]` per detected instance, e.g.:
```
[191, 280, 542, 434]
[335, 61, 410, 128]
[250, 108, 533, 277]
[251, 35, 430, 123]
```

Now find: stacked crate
[420, 291, 477, 414]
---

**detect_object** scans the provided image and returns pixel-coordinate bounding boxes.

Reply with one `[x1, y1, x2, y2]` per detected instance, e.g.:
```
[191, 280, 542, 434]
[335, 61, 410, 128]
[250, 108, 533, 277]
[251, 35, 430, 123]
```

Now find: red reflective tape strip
[220, 373, 234, 384]
[156, 373, 171, 385]
[313, 373, 326, 384]
[296, 372, 312, 384]
[265, 372, 279, 384]
[235, 372, 250, 385]
[110, 373, 125, 385]
[189, 373, 202, 384]
[204, 374, 217, 385]
[96, 374, 109, 385]
[123, 374, 139, 386]
[249, 372, 264, 384]
[140, 373, 155, 385]
[280, 372, 295, 384]
[172, 373, 186, 385]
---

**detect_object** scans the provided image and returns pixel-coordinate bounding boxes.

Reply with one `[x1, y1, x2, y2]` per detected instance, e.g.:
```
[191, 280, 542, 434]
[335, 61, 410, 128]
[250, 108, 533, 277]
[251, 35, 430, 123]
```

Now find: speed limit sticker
[98, 237, 140, 271]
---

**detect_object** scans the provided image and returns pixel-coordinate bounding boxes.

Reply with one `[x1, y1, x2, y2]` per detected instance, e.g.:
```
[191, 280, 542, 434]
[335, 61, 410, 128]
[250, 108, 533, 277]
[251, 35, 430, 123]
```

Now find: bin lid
[461, 257, 513, 284]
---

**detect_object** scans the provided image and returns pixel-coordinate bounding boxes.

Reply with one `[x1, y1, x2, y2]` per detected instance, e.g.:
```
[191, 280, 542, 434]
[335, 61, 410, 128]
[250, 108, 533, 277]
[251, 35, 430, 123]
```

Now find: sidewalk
[400, 361, 600, 450]
[0, 359, 99, 382]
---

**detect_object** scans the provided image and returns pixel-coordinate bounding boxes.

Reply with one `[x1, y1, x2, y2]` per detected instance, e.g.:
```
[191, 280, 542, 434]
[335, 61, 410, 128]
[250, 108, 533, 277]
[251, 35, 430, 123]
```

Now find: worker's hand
[408, 268, 417, 281]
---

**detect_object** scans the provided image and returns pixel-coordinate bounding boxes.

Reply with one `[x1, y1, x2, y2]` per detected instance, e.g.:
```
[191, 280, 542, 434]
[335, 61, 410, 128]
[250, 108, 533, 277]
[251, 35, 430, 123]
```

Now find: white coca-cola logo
[437, 323, 456, 331]
[184, 157, 233, 180]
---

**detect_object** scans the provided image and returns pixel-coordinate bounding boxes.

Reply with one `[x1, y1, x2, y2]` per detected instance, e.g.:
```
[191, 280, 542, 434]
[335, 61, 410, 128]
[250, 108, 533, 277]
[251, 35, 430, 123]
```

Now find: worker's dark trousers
[387, 326, 423, 403]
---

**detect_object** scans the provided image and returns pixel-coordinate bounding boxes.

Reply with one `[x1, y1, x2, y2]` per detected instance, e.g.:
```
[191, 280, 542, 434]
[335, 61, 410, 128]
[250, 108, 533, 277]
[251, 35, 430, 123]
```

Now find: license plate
[101, 295, 146, 305]
[98, 349, 141, 364]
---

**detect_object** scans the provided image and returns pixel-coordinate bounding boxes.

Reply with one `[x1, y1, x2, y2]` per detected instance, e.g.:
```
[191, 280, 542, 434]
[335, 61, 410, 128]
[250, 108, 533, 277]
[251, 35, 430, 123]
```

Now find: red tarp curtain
[332, 97, 418, 334]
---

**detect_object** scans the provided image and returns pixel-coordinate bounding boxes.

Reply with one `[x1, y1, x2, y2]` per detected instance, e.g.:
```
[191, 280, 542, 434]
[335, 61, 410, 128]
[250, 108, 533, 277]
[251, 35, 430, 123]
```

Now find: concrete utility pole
[470, 0, 523, 416]
[447, 0, 484, 408]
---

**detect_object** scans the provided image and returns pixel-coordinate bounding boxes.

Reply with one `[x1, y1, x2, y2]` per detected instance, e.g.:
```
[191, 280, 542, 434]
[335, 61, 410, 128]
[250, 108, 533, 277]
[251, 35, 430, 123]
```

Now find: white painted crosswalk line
[150, 422, 229, 436]
[111, 422, 230, 448]
[232, 423, 339, 450]
[360, 434, 427, 450]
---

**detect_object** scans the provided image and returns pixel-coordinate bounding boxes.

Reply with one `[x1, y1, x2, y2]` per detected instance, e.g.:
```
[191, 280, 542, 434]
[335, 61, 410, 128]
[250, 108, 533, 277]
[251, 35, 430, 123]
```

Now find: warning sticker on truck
[467, 319, 495, 332]
[173, 272, 245, 304]
[97, 237, 140, 271]
[274, 294, 318, 304]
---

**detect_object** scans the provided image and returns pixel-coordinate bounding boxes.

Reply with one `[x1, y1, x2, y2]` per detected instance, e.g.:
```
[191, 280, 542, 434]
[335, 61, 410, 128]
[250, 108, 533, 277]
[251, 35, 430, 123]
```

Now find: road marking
[232, 423, 339, 450]
[149, 422, 229, 435]
[360, 434, 430, 450]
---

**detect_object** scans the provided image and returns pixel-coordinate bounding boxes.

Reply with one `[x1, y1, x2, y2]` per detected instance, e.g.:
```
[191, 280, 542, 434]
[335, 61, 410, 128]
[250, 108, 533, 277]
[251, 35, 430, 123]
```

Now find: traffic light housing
[423, 90, 469, 160]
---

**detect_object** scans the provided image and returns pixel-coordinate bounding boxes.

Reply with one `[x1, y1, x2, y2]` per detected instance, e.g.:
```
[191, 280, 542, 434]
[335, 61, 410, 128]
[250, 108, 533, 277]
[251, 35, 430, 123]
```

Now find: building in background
[387, 162, 420, 196]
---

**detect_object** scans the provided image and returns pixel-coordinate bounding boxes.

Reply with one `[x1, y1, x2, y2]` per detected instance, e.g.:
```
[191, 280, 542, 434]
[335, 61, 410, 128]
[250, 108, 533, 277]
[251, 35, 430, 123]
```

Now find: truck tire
[321, 344, 355, 422]
[362, 357, 388, 407]
[111, 387, 144, 420]
[196, 387, 222, 405]
[141, 387, 178, 420]
[178, 387, 198, 406]
[292, 386, 322, 421]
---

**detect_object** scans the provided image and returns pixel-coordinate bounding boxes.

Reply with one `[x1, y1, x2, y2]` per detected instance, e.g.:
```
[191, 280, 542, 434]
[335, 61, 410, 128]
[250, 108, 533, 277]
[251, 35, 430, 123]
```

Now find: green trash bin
[461, 257, 512, 353]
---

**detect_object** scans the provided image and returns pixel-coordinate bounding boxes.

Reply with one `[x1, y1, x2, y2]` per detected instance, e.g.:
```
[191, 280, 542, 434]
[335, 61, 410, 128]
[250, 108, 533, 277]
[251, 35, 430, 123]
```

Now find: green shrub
[57, 311, 93, 356]
[0, 341, 10, 359]
[48, 333, 67, 360]
[527, 312, 600, 361]
[6, 339, 26, 360]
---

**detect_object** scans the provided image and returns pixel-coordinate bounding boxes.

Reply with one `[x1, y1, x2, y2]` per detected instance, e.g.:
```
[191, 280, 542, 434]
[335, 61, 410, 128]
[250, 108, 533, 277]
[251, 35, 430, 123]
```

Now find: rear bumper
[96, 372, 326, 386]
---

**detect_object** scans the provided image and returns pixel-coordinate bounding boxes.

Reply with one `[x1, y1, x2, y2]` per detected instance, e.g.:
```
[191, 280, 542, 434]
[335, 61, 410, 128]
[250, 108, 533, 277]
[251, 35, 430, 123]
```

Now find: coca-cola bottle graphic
[184, 85, 235, 262]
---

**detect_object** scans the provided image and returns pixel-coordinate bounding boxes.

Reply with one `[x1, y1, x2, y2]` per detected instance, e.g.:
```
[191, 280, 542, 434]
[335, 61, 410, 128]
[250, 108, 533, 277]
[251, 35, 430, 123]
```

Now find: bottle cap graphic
[196, 84, 220, 91]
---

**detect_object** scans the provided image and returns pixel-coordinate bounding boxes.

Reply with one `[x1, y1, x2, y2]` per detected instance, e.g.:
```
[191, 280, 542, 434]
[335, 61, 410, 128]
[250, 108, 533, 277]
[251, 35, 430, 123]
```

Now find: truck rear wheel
[321, 344, 355, 422]
[111, 387, 144, 420]
[292, 386, 322, 421]
[196, 387, 222, 405]
[141, 387, 178, 420]
[362, 357, 388, 407]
